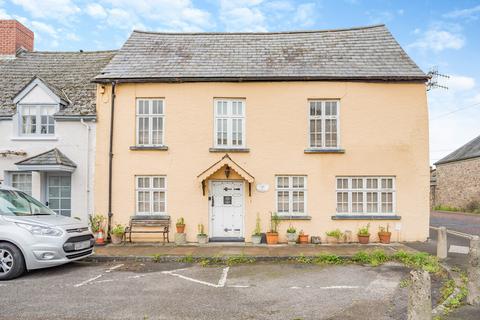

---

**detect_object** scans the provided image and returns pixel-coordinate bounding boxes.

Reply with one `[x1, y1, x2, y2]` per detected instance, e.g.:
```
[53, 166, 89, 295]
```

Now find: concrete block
[175, 233, 187, 245]
[408, 269, 431, 320]
[467, 236, 480, 305]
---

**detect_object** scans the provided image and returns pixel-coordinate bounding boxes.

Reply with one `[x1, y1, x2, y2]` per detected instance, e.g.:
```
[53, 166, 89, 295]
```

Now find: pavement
[93, 242, 411, 260]
[0, 260, 413, 320]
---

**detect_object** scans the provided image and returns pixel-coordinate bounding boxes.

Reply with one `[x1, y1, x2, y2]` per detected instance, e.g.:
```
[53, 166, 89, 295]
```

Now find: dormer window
[20, 105, 55, 135]
[12, 76, 66, 138]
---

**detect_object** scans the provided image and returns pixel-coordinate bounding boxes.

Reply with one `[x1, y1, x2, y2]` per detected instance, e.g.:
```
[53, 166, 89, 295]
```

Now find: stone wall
[435, 157, 480, 209]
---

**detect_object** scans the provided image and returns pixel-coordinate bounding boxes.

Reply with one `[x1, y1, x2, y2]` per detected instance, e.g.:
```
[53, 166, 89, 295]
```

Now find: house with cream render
[94, 24, 430, 242]
[0, 20, 115, 221]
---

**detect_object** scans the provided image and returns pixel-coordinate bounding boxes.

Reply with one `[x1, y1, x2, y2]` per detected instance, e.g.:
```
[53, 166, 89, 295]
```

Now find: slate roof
[435, 135, 480, 166]
[15, 148, 77, 168]
[95, 24, 427, 83]
[0, 51, 116, 117]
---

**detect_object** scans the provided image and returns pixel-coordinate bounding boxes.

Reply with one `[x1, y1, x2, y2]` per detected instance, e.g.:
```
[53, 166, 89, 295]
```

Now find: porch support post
[31, 171, 42, 200]
[249, 183, 251, 196]
[201, 180, 206, 196]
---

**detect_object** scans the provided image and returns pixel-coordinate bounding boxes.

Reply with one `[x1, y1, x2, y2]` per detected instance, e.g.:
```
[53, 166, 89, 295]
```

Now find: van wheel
[0, 242, 26, 280]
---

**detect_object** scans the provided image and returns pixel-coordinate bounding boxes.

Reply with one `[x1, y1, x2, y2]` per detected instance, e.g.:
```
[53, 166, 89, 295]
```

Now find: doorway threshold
[209, 237, 245, 243]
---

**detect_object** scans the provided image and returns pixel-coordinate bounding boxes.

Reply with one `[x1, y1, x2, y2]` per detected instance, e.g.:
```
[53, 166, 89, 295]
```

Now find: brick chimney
[0, 20, 34, 58]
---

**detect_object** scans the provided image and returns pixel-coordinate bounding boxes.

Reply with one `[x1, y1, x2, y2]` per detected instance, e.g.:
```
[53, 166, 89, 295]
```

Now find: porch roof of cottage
[15, 148, 76, 172]
[197, 154, 254, 184]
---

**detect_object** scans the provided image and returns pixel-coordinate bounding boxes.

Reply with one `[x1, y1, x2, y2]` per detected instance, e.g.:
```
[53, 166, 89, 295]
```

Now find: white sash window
[19, 105, 55, 136]
[309, 100, 339, 148]
[136, 99, 164, 146]
[276, 176, 307, 215]
[136, 176, 167, 214]
[214, 99, 246, 148]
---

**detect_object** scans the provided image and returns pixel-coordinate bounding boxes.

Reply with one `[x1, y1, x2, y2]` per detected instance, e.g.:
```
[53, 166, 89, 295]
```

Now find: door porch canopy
[197, 154, 254, 196]
[15, 148, 77, 172]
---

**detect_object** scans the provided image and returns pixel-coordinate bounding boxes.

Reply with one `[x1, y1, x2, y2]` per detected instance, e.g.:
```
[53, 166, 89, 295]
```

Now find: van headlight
[16, 223, 63, 237]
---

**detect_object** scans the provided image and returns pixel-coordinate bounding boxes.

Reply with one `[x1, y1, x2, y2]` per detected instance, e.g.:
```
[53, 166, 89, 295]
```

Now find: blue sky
[1, 0, 480, 164]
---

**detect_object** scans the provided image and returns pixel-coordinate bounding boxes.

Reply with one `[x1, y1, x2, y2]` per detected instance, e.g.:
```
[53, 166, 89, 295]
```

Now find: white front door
[210, 181, 244, 239]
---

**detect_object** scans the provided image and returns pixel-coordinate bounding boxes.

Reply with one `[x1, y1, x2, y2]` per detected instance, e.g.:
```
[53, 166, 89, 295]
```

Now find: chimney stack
[0, 20, 34, 58]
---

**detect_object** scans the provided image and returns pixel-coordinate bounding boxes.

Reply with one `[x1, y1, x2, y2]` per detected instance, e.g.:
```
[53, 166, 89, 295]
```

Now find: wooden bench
[125, 215, 170, 243]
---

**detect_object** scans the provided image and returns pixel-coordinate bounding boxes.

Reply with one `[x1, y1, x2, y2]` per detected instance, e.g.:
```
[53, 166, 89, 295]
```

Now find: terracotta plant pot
[378, 232, 392, 244]
[111, 233, 123, 245]
[176, 224, 185, 233]
[266, 232, 279, 245]
[298, 234, 309, 244]
[358, 234, 370, 244]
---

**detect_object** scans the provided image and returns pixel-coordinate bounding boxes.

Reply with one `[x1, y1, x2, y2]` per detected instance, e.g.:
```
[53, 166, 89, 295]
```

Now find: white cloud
[365, 10, 394, 24]
[85, 3, 108, 19]
[219, 0, 267, 31]
[409, 26, 465, 53]
[447, 75, 476, 92]
[31, 21, 58, 38]
[66, 32, 80, 41]
[293, 3, 316, 27]
[0, 8, 11, 19]
[11, 0, 80, 20]
[444, 5, 480, 19]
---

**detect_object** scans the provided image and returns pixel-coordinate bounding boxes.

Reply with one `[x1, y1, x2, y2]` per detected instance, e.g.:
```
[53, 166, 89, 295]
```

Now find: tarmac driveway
[0, 260, 411, 320]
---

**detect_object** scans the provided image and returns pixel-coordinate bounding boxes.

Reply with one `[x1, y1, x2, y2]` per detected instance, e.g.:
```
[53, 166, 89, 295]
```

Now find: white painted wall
[0, 117, 96, 221]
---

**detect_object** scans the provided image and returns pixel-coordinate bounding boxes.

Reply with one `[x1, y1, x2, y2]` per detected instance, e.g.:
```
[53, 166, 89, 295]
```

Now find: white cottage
[0, 19, 115, 220]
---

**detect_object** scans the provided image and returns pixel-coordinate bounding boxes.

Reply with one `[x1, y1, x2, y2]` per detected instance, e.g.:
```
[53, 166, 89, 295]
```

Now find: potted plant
[325, 229, 343, 244]
[286, 225, 297, 245]
[252, 214, 262, 245]
[298, 230, 309, 244]
[378, 224, 392, 244]
[197, 224, 208, 244]
[110, 224, 125, 245]
[176, 217, 186, 233]
[357, 223, 371, 244]
[266, 212, 280, 245]
[89, 214, 106, 244]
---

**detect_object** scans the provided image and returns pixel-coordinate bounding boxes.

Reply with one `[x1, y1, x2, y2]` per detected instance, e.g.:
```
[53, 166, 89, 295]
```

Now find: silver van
[0, 186, 94, 280]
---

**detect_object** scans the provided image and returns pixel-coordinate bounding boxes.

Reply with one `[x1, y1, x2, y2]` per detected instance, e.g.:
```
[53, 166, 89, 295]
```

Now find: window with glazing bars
[336, 177, 395, 214]
[136, 99, 164, 146]
[214, 99, 245, 148]
[276, 176, 307, 215]
[309, 100, 339, 148]
[136, 176, 167, 214]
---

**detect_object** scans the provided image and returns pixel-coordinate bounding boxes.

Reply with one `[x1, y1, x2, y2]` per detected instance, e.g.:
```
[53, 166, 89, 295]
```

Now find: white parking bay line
[74, 275, 102, 288]
[105, 264, 124, 273]
[161, 266, 230, 288]
[449, 245, 470, 254]
[217, 267, 229, 287]
[319, 285, 360, 290]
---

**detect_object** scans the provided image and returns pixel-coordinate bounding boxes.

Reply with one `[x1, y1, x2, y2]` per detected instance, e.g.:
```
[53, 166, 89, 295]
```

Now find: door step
[209, 237, 245, 243]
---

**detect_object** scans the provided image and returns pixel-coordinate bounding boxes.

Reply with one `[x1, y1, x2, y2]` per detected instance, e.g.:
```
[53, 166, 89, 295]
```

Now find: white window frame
[135, 176, 167, 215]
[10, 172, 33, 195]
[213, 99, 246, 148]
[136, 98, 165, 147]
[335, 176, 396, 215]
[275, 175, 307, 215]
[18, 104, 57, 136]
[308, 100, 340, 149]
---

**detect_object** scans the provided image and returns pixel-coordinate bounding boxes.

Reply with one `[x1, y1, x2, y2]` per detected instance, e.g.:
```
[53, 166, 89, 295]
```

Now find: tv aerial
[427, 66, 449, 91]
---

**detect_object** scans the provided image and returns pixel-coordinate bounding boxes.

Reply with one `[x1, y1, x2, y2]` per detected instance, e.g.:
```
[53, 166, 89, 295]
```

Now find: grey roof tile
[95, 25, 427, 82]
[15, 148, 76, 168]
[435, 135, 480, 165]
[0, 51, 116, 117]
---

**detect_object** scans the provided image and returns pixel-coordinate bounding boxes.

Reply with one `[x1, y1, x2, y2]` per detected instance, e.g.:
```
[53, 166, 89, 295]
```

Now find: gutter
[80, 118, 92, 220]
[92, 75, 430, 84]
[107, 81, 117, 240]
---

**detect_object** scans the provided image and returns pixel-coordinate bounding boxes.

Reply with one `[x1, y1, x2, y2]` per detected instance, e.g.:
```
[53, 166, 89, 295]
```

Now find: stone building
[433, 135, 480, 209]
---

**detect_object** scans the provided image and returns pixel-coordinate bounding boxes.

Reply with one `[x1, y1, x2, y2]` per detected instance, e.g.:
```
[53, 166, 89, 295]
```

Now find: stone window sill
[331, 215, 401, 220]
[130, 145, 169, 151]
[304, 148, 345, 154]
[278, 215, 312, 220]
[209, 147, 250, 153]
[11, 136, 58, 141]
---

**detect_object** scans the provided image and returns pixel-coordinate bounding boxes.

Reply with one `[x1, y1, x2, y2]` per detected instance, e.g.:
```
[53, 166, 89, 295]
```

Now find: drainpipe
[80, 118, 91, 219]
[107, 81, 117, 240]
